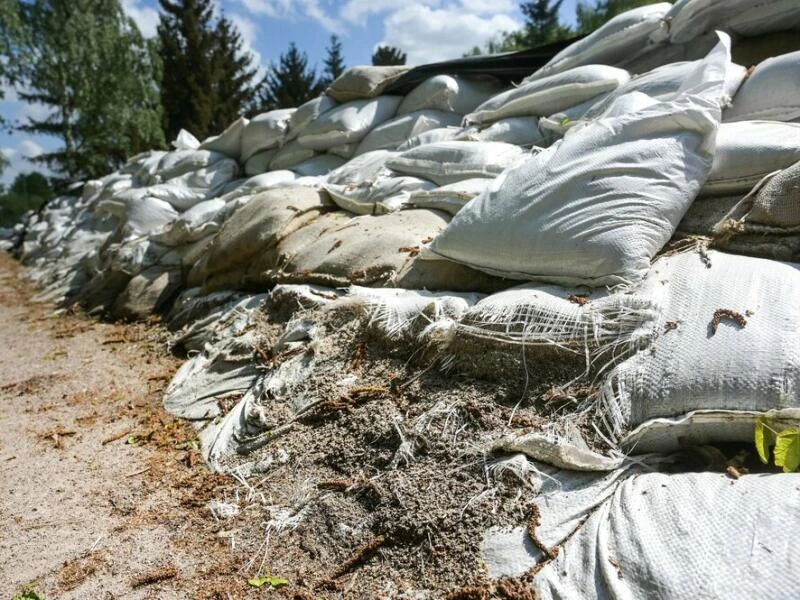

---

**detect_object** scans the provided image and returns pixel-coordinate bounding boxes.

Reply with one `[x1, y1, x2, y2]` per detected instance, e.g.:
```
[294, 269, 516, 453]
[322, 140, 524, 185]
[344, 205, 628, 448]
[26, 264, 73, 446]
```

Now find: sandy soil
[0, 253, 258, 599]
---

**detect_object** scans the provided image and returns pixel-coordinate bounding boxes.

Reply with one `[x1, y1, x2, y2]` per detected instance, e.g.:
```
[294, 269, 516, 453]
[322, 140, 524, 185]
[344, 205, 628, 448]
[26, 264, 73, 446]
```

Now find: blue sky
[1, 0, 583, 185]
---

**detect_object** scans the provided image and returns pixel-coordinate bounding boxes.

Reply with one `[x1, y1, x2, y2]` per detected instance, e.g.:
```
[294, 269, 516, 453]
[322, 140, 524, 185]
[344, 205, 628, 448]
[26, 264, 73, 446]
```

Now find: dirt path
[0, 253, 256, 599]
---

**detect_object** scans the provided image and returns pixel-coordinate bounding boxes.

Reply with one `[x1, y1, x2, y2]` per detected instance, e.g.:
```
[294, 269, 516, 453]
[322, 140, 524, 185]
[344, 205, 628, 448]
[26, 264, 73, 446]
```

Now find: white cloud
[121, 0, 160, 38]
[339, 0, 440, 25]
[380, 4, 521, 64]
[232, 0, 343, 33]
[19, 139, 44, 159]
[1, 137, 53, 185]
[457, 0, 517, 14]
[228, 13, 267, 77]
[1, 147, 17, 161]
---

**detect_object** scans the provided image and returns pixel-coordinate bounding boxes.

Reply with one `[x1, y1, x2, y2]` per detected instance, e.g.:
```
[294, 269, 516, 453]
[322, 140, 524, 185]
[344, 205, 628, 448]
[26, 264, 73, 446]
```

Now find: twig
[101, 429, 131, 445]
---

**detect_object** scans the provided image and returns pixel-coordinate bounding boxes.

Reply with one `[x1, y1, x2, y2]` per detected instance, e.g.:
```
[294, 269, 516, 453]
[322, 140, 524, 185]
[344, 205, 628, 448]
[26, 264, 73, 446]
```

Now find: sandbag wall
[10, 2, 800, 597]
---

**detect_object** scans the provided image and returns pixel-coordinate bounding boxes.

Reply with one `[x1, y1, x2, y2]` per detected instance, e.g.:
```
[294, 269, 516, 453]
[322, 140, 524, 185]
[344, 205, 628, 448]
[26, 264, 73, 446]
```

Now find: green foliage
[754, 418, 800, 472]
[248, 575, 289, 589]
[12, 582, 44, 600]
[518, 0, 573, 48]
[0, 171, 54, 227]
[10, 0, 164, 181]
[158, 0, 259, 142]
[320, 34, 345, 88]
[257, 42, 324, 111]
[372, 45, 407, 66]
[576, 0, 664, 35]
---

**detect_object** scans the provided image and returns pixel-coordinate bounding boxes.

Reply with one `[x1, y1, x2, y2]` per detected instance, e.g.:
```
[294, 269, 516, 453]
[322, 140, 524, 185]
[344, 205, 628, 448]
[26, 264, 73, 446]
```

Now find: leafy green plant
[248, 574, 289, 589]
[12, 583, 44, 600]
[754, 417, 800, 472]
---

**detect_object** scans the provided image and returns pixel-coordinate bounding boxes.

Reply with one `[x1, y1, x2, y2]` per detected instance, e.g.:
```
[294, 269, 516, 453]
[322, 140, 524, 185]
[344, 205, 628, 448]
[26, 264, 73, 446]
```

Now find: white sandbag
[124, 196, 179, 234]
[285, 95, 338, 142]
[159, 233, 216, 268]
[324, 176, 435, 215]
[146, 183, 206, 211]
[407, 178, 494, 215]
[243, 148, 277, 176]
[586, 59, 747, 120]
[655, 0, 800, 45]
[152, 198, 225, 246]
[468, 117, 547, 148]
[466, 65, 630, 124]
[172, 129, 199, 150]
[326, 66, 411, 102]
[600, 251, 800, 448]
[427, 36, 732, 286]
[355, 110, 463, 155]
[155, 149, 226, 181]
[619, 32, 719, 75]
[397, 75, 505, 115]
[395, 127, 467, 151]
[269, 140, 315, 170]
[240, 109, 295, 161]
[326, 150, 396, 186]
[724, 50, 800, 123]
[198, 116, 248, 162]
[386, 141, 526, 186]
[217, 171, 298, 203]
[704, 121, 800, 195]
[533, 4, 671, 79]
[328, 143, 358, 159]
[291, 154, 346, 177]
[297, 96, 403, 151]
[126, 151, 167, 184]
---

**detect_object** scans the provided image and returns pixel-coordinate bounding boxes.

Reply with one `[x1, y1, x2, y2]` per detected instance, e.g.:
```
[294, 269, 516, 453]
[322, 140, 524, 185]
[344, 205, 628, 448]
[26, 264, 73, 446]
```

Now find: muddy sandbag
[397, 75, 505, 115]
[198, 116, 248, 162]
[724, 50, 800, 123]
[241, 109, 294, 160]
[355, 110, 463, 155]
[466, 65, 630, 124]
[326, 66, 411, 102]
[187, 187, 330, 289]
[427, 36, 732, 286]
[533, 4, 671, 79]
[111, 266, 182, 320]
[703, 121, 800, 196]
[386, 141, 525, 186]
[654, 0, 800, 45]
[297, 96, 403, 151]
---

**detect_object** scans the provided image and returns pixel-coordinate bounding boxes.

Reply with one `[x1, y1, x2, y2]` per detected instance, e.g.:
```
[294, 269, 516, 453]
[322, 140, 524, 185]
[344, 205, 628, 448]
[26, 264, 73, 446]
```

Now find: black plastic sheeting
[384, 36, 585, 95]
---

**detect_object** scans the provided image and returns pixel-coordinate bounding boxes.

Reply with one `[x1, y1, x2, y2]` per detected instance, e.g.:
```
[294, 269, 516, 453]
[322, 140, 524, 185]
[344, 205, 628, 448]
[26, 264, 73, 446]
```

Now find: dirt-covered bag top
[426, 35, 734, 287]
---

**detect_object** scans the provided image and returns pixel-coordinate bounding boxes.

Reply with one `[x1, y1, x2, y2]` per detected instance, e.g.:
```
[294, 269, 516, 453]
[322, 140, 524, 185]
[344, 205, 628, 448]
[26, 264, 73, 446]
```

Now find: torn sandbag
[426, 36, 732, 286]
[386, 141, 525, 186]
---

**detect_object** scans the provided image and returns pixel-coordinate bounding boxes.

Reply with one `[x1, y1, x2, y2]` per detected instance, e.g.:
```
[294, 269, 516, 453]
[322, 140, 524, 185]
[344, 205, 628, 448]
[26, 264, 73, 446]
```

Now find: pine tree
[518, 0, 573, 48]
[257, 42, 323, 111]
[158, 0, 259, 142]
[372, 45, 407, 66]
[320, 34, 345, 87]
[12, 0, 164, 181]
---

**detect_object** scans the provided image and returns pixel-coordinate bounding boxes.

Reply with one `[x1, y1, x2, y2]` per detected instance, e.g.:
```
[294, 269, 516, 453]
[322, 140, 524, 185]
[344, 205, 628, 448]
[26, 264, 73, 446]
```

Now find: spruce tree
[518, 0, 573, 48]
[158, 0, 258, 142]
[12, 0, 164, 180]
[257, 43, 323, 111]
[320, 34, 345, 87]
[372, 45, 407, 66]
[576, 0, 661, 34]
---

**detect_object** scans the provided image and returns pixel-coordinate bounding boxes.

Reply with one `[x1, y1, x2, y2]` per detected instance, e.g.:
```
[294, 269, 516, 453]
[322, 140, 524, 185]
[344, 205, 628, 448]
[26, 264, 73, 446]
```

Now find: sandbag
[386, 141, 526, 186]
[124, 196, 179, 235]
[704, 121, 800, 195]
[466, 65, 630, 124]
[354, 110, 463, 155]
[427, 36, 732, 287]
[600, 251, 800, 448]
[285, 95, 337, 142]
[198, 116, 248, 162]
[407, 178, 494, 215]
[395, 127, 467, 151]
[328, 143, 358, 159]
[291, 154, 346, 177]
[188, 187, 329, 288]
[240, 109, 294, 160]
[297, 96, 403, 151]
[397, 75, 505, 115]
[152, 198, 225, 247]
[326, 66, 411, 102]
[269, 140, 315, 170]
[533, 4, 671, 79]
[655, 0, 800, 45]
[112, 266, 182, 320]
[326, 150, 396, 187]
[172, 129, 199, 150]
[243, 149, 277, 176]
[155, 149, 226, 181]
[324, 176, 435, 215]
[724, 50, 800, 123]
[466, 117, 546, 148]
